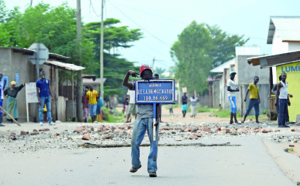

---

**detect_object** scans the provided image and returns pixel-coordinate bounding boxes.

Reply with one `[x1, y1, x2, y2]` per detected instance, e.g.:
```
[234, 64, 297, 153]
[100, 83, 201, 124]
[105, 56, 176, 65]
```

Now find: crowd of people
[227, 71, 292, 128]
[0, 70, 107, 127]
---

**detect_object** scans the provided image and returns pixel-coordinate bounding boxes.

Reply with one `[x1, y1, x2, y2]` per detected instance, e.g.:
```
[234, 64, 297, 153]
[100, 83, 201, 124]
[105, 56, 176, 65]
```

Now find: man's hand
[289, 94, 293, 98]
[128, 70, 139, 77]
[274, 101, 277, 107]
[4, 79, 6, 83]
[38, 99, 41, 105]
[258, 99, 260, 104]
[288, 101, 291, 106]
[236, 87, 239, 91]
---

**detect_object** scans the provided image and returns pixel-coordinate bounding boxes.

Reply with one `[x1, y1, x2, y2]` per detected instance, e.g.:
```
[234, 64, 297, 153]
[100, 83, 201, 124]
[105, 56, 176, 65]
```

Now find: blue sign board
[135, 79, 175, 104]
[15, 73, 19, 84]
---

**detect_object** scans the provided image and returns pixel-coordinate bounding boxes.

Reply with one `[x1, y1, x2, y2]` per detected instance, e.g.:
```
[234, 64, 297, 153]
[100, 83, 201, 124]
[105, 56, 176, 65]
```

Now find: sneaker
[283, 125, 290, 128]
[0, 124, 5, 127]
[40, 122, 43, 126]
[149, 172, 157, 177]
[125, 121, 131, 123]
[49, 122, 55, 126]
[130, 164, 141, 173]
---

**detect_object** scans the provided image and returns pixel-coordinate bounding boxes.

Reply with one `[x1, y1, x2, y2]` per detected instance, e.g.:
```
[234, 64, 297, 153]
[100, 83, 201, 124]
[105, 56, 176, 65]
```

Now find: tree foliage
[0, 2, 143, 98]
[84, 18, 142, 97]
[171, 21, 248, 94]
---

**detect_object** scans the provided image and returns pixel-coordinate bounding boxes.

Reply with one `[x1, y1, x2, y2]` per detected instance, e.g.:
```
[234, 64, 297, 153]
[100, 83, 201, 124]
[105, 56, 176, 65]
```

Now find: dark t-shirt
[182, 95, 188, 104]
[4, 84, 24, 98]
[36, 78, 50, 97]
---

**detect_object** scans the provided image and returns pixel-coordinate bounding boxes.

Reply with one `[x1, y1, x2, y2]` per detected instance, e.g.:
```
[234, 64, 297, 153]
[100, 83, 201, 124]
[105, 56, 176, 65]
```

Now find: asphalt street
[0, 136, 296, 186]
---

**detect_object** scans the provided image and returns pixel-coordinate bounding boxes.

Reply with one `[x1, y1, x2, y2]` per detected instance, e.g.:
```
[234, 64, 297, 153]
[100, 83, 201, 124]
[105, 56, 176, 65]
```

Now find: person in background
[96, 96, 105, 122]
[241, 76, 260, 124]
[169, 104, 174, 115]
[36, 70, 55, 126]
[0, 73, 7, 127]
[126, 88, 137, 123]
[86, 85, 99, 123]
[123, 95, 129, 114]
[113, 95, 118, 109]
[181, 92, 188, 118]
[272, 75, 292, 123]
[276, 72, 293, 128]
[227, 71, 240, 124]
[82, 87, 89, 122]
[190, 94, 199, 118]
[4, 81, 25, 123]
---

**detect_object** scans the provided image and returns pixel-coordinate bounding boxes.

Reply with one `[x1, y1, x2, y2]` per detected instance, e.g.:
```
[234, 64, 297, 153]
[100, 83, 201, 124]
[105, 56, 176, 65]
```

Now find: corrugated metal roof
[210, 58, 236, 73]
[83, 78, 106, 84]
[44, 60, 85, 71]
[267, 16, 300, 44]
[247, 50, 300, 68]
[0, 46, 70, 61]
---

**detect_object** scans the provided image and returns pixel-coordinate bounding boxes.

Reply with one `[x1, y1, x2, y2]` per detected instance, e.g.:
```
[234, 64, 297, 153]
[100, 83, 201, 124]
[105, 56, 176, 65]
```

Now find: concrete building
[0, 47, 84, 122]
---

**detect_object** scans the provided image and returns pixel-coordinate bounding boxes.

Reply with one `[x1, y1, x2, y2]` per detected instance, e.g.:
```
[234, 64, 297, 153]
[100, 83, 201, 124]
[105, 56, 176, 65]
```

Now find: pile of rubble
[0, 123, 299, 153]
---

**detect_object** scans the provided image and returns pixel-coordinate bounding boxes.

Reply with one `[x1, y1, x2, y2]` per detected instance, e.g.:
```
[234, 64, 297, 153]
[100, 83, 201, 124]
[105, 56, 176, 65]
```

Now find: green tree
[0, 2, 95, 71]
[171, 21, 213, 94]
[207, 25, 249, 68]
[84, 18, 142, 97]
[153, 67, 166, 77]
[171, 21, 248, 94]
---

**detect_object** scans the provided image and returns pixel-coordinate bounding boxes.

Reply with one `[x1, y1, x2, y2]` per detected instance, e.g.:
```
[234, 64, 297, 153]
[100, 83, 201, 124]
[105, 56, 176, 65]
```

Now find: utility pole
[100, 0, 104, 98]
[76, 0, 83, 122]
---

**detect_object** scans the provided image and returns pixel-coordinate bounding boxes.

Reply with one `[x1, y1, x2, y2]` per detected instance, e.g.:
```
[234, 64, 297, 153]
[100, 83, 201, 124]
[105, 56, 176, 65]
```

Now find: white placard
[25, 83, 39, 103]
[25, 82, 39, 122]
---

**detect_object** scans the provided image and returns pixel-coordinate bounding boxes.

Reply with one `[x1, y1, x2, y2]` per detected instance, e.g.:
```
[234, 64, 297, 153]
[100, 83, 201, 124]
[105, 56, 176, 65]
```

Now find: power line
[106, 0, 170, 48]
[89, 0, 101, 17]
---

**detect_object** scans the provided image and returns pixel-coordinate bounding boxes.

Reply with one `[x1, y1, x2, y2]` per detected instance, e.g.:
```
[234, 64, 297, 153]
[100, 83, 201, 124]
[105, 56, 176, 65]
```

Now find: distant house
[0, 46, 84, 122]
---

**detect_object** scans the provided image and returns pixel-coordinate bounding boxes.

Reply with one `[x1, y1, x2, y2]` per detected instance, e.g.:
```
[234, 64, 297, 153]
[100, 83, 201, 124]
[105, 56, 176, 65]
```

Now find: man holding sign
[123, 65, 160, 177]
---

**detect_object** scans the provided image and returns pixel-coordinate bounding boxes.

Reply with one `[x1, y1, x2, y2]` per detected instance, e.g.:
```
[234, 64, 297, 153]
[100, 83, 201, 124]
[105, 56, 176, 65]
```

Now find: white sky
[4, 0, 300, 71]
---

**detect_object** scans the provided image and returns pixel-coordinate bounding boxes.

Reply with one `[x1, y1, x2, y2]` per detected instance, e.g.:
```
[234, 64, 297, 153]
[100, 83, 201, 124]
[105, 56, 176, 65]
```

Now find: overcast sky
[4, 0, 300, 70]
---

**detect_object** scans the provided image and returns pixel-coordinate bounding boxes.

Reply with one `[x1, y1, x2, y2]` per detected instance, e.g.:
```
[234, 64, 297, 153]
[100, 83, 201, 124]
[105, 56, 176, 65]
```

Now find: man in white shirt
[126, 87, 137, 123]
[227, 71, 240, 124]
[276, 72, 292, 128]
[190, 95, 199, 118]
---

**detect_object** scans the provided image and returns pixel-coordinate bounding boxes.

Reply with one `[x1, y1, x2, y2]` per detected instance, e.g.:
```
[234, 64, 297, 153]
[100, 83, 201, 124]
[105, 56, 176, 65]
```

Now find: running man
[242, 76, 260, 123]
[227, 71, 240, 124]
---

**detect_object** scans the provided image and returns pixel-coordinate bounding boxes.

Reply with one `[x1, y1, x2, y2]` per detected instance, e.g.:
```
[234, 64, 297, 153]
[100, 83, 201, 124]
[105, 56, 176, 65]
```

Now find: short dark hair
[279, 75, 282, 81]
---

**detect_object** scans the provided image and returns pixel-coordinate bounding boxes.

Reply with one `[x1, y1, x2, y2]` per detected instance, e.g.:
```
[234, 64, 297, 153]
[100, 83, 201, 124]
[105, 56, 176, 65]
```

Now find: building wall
[272, 30, 289, 55]
[276, 61, 300, 121]
[288, 42, 300, 52]
[212, 79, 220, 108]
[236, 55, 269, 84]
[0, 48, 38, 122]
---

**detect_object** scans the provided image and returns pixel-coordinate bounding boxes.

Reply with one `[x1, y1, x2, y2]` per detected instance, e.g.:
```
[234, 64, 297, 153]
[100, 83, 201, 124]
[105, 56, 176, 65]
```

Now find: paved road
[0, 136, 295, 186]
